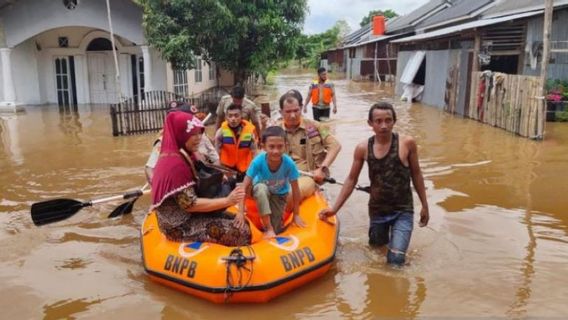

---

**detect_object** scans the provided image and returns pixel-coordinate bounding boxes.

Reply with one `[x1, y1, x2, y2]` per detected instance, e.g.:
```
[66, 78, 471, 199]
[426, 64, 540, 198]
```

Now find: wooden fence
[468, 71, 544, 139]
[109, 88, 228, 136]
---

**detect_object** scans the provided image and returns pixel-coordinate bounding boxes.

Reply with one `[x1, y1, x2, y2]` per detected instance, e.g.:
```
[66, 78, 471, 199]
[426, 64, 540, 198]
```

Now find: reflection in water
[43, 297, 102, 320]
[364, 273, 426, 318]
[334, 271, 426, 319]
[58, 104, 83, 145]
[0, 114, 24, 165]
[507, 143, 540, 318]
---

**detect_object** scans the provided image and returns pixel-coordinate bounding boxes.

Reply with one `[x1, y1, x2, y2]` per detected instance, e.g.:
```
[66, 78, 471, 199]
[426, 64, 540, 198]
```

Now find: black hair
[261, 126, 287, 143]
[226, 103, 242, 112]
[278, 89, 303, 110]
[317, 67, 327, 75]
[368, 102, 397, 122]
[230, 86, 245, 99]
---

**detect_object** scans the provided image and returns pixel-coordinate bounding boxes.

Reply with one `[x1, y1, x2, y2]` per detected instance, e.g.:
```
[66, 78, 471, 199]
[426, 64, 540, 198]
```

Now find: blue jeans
[368, 211, 414, 265]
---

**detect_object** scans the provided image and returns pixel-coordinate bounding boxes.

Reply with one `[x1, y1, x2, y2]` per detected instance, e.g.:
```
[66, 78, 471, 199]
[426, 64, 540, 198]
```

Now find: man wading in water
[319, 102, 429, 266]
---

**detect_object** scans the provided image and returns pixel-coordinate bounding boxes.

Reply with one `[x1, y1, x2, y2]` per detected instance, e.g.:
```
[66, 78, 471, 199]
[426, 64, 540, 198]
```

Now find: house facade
[0, 0, 224, 111]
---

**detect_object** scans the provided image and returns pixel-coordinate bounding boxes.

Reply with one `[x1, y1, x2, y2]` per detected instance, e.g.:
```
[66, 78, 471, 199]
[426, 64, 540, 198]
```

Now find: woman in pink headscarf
[150, 111, 251, 246]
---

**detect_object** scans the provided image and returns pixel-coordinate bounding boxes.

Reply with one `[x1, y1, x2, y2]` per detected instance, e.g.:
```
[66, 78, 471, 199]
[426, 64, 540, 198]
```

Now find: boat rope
[223, 246, 256, 302]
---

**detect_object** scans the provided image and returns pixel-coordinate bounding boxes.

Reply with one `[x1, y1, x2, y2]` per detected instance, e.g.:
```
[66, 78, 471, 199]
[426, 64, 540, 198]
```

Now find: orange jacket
[310, 81, 333, 105]
[219, 120, 256, 173]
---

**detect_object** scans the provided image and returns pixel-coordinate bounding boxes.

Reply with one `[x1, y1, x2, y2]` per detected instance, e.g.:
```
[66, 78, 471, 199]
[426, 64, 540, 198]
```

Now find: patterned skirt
[156, 200, 251, 246]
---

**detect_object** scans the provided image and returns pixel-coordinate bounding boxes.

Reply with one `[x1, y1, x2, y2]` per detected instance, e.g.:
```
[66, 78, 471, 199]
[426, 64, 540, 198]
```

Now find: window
[55, 57, 74, 106]
[138, 56, 145, 99]
[208, 62, 216, 80]
[58, 37, 69, 48]
[63, 0, 78, 10]
[194, 58, 202, 83]
[173, 69, 188, 97]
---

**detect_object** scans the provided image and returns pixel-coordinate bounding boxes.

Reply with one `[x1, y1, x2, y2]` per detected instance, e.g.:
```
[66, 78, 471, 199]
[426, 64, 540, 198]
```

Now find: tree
[295, 20, 347, 69]
[138, 0, 308, 84]
[359, 9, 398, 27]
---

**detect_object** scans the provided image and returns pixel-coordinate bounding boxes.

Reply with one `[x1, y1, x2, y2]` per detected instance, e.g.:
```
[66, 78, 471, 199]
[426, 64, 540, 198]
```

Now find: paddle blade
[107, 198, 137, 218]
[31, 199, 87, 226]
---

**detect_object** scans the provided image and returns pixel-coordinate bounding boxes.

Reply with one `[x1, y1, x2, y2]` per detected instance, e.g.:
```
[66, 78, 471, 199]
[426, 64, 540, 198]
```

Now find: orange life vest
[310, 81, 333, 105]
[219, 120, 256, 173]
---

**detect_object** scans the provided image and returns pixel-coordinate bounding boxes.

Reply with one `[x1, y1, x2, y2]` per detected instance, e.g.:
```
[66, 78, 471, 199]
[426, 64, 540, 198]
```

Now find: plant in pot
[545, 79, 568, 121]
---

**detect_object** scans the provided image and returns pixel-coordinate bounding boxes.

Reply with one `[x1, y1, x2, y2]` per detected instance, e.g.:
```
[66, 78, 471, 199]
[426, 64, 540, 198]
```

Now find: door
[87, 53, 118, 104]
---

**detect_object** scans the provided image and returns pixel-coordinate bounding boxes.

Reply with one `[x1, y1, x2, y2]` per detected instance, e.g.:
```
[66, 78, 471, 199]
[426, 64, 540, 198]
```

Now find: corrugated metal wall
[523, 8, 568, 80]
[456, 49, 471, 116]
[422, 50, 452, 108]
[395, 51, 413, 96]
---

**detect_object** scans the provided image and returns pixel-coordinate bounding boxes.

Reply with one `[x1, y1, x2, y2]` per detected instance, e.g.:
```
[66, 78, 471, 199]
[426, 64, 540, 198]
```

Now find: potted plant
[545, 79, 568, 121]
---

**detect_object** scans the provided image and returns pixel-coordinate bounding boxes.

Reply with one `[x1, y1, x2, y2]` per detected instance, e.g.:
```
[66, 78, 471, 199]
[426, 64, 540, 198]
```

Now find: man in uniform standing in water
[319, 102, 429, 266]
[303, 67, 337, 121]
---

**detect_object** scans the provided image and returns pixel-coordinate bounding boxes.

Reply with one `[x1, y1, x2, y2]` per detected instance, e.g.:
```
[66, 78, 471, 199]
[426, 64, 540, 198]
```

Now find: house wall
[12, 39, 41, 104]
[150, 47, 167, 91]
[327, 50, 345, 72]
[523, 8, 568, 80]
[165, 59, 218, 96]
[218, 69, 234, 87]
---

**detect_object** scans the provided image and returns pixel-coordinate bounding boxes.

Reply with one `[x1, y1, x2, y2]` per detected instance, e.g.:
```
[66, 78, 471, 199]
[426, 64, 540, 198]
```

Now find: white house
[0, 0, 226, 111]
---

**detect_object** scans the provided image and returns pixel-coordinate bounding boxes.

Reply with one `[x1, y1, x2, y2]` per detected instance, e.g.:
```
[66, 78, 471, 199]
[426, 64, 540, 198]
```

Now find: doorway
[54, 56, 77, 106]
[86, 38, 118, 104]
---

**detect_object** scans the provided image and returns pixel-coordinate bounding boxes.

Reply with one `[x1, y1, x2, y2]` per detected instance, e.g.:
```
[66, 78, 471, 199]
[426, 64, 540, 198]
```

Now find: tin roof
[416, 0, 495, 29]
[386, 0, 450, 33]
[392, 10, 542, 43]
[483, 0, 568, 18]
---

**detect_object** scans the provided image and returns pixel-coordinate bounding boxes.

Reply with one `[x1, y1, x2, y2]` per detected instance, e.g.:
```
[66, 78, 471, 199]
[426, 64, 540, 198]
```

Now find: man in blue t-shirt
[235, 126, 306, 239]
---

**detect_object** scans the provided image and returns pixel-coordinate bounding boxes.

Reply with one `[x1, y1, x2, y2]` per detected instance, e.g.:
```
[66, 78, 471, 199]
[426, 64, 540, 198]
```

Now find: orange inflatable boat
[140, 191, 338, 303]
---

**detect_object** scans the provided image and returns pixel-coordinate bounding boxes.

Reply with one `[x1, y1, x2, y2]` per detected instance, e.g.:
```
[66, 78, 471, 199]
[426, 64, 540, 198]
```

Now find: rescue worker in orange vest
[214, 103, 258, 182]
[303, 67, 338, 121]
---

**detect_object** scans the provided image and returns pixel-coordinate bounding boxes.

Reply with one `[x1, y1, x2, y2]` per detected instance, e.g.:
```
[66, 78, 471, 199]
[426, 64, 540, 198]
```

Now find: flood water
[1, 70, 568, 319]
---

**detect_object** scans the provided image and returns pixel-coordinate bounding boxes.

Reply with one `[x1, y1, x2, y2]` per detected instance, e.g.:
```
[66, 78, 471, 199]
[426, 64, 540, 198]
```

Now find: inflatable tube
[141, 191, 338, 303]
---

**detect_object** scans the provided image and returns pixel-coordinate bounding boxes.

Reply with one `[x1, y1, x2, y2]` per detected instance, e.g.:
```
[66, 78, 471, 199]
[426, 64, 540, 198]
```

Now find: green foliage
[555, 110, 568, 122]
[138, 0, 307, 83]
[296, 20, 349, 68]
[360, 9, 398, 27]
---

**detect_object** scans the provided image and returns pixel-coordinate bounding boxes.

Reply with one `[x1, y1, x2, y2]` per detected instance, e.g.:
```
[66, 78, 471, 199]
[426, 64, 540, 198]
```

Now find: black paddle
[299, 170, 370, 193]
[108, 183, 149, 218]
[31, 188, 151, 226]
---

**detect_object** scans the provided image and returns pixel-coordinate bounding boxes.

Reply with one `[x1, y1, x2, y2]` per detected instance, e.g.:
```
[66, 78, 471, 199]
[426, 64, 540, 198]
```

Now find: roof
[342, 24, 372, 46]
[483, 0, 568, 18]
[416, 0, 494, 29]
[392, 10, 542, 43]
[386, 0, 449, 33]
[343, 34, 398, 49]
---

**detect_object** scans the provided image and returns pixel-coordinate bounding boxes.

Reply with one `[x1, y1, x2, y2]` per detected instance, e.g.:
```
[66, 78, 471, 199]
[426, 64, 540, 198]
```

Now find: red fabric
[151, 111, 204, 207]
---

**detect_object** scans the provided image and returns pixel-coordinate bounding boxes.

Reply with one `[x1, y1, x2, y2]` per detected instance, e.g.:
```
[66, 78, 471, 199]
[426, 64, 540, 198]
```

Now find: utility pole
[538, 0, 553, 139]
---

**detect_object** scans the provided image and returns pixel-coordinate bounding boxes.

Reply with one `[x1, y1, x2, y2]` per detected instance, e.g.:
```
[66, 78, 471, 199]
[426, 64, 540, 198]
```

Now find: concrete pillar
[141, 45, 152, 92]
[0, 48, 16, 106]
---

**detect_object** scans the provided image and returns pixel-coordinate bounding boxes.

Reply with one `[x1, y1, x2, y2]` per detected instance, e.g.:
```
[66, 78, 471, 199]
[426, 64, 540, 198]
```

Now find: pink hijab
[151, 111, 204, 208]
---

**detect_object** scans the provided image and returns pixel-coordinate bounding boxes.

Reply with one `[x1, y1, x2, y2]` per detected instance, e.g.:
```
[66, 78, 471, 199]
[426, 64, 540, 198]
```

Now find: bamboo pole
[538, 0, 554, 139]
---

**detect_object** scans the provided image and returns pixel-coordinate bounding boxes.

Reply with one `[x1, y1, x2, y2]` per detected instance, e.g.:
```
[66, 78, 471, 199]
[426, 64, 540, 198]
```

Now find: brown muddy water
[1, 71, 568, 319]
